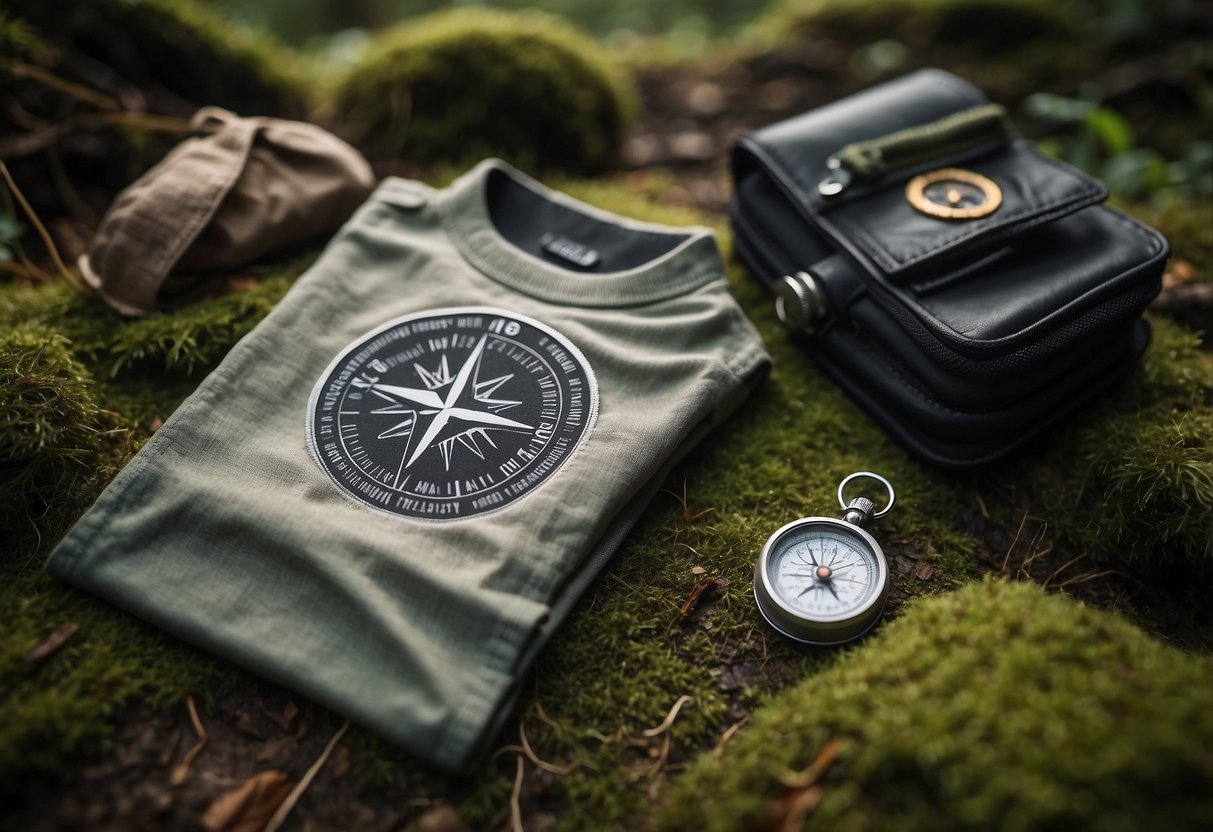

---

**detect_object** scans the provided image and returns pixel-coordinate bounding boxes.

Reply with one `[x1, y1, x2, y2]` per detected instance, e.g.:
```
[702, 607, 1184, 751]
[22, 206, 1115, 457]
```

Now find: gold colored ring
[905, 168, 1002, 220]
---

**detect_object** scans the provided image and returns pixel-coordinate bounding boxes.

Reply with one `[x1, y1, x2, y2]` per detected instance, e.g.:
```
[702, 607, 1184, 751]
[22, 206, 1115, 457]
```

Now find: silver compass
[754, 472, 895, 645]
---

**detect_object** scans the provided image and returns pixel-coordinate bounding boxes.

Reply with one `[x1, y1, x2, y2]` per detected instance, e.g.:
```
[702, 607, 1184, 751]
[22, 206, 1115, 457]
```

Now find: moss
[0, 568, 236, 792]
[0, 12, 52, 63]
[3, 0, 306, 117]
[0, 257, 314, 789]
[332, 9, 635, 172]
[0, 325, 123, 569]
[1034, 316, 1213, 566]
[1124, 198, 1213, 282]
[0, 173, 1209, 827]
[0, 255, 315, 379]
[658, 578, 1213, 832]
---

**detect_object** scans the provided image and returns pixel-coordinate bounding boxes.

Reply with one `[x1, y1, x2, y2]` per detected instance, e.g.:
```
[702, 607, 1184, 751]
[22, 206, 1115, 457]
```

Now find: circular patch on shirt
[306, 307, 598, 521]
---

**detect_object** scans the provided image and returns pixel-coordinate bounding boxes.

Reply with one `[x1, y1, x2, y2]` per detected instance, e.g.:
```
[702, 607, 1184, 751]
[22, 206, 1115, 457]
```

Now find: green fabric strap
[836, 103, 1010, 181]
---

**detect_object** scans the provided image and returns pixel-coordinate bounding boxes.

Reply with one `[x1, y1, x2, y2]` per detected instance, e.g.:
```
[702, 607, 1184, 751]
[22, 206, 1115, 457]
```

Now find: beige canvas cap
[80, 107, 375, 315]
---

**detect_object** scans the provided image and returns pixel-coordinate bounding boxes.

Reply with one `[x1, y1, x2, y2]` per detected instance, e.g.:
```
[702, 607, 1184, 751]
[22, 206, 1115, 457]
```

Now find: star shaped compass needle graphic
[367, 335, 534, 481]
[307, 308, 598, 521]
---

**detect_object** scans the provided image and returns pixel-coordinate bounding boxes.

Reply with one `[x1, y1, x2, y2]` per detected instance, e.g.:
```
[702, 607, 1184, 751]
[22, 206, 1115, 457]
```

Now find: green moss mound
[659, 579, 1213, 832]
[333, 9, 635, 172]
[0, 325, 118, 566]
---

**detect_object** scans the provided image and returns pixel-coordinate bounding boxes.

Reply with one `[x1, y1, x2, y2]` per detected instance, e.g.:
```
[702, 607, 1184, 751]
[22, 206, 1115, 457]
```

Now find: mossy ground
[657, 578, 1213, 832]
[2, 164, 1211, 832]
[2, 61, 1213, 832]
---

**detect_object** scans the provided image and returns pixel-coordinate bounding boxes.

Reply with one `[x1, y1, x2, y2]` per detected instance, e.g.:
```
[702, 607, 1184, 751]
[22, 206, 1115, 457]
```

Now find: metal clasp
[837, 472, 895, 526]
[775, 269, 829, 334]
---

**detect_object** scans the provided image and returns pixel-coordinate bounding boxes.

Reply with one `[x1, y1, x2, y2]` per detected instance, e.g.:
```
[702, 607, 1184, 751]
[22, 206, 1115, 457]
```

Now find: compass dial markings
[309, 308, 597, 520]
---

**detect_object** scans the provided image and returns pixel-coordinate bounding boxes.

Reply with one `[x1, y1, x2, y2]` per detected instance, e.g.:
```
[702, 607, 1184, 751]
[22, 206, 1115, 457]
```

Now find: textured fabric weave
[48, 159, 769, 772]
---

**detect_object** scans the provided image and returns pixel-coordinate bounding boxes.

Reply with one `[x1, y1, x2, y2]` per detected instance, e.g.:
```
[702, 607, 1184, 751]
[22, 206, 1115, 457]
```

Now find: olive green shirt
[48, 159, 769, 772]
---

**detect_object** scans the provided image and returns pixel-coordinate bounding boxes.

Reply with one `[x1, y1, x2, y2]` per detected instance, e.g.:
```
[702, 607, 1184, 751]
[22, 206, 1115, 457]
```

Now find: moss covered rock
[332, 9, 634, 172]
[2, 0, 305, 118]
[1, 0, 306, 225]
[658, 578, 1213, 832]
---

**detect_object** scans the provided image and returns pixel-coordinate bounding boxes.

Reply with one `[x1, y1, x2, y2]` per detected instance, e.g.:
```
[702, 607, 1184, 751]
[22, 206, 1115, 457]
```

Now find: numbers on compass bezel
[770, 526, 879, 617]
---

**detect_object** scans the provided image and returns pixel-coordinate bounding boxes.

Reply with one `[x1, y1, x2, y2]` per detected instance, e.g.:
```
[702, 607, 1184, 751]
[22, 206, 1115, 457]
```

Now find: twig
[262, 720, 349, 832]
[0, 160, 83, 290]
[1054, 569, 1121, 589]
[7, 61, 120, 111]
[975, 493, 990, 520]
[170, 696, 207, 786]
[518, 721, 579, 776]
[711, 717, 748, 758]
[1002, 510, 1029, 573]
[642, 694, 693, 738]
[0, 110, 192, 159]
[530, 702, 561, 737]
[634, 732, 672, 780]
[1042, 552, 1088, 588]
[779, 737, 843, 789]
[509, 754, 525, 832]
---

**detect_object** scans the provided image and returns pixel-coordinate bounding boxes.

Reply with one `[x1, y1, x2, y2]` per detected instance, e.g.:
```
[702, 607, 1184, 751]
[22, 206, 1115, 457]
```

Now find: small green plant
[1024, 89, 1213, 203]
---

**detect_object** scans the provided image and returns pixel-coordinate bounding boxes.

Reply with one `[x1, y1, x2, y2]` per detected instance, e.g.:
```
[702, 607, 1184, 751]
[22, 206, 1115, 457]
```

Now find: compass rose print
[306, 308, 598, 521]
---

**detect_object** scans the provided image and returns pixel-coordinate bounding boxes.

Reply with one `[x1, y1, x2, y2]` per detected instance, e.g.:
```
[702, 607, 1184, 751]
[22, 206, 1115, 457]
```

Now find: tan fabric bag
[80, 107, 375, 315]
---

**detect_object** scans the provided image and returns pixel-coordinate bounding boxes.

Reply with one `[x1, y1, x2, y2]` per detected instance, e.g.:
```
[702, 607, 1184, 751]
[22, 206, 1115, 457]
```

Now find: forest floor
[5, 32, 1212, 832]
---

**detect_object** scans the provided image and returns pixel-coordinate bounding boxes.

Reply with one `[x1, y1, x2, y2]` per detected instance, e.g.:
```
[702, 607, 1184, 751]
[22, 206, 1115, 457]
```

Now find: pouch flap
[734, 69, 1107, 280]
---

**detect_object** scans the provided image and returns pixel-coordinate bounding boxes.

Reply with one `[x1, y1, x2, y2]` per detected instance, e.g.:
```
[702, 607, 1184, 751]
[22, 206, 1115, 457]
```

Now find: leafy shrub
[332, 8, 635, 172]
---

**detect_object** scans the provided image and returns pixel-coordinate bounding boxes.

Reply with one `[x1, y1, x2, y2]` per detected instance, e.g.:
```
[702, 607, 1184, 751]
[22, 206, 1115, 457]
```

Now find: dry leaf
[231, 709, 263, 739]
[914, 561, 935, 581]
[679, 578, 722, 623]
[416, 805, 474, 832]
[691, 565, 706, 575]
[256, 733, 297, 764]
[256, 698, 299, 733]
[23, 623, 79, 663]
[201, 769, 293, 832]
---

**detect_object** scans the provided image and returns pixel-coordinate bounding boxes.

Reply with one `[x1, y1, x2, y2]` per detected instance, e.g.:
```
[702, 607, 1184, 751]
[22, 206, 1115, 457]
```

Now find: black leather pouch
[731, 68, 1169, 467]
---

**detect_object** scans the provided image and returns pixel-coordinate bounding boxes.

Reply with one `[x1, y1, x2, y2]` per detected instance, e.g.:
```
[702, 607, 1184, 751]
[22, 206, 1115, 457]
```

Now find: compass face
[306, 307, 597, 521]
[765, 523, 882, 620]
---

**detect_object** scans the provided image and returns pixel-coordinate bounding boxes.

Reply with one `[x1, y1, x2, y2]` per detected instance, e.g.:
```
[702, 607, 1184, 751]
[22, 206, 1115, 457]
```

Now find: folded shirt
[48, 158, 770, 772]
